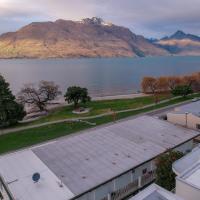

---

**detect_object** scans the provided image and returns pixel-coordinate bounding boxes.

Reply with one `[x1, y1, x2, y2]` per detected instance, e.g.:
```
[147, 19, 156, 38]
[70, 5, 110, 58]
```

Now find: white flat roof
[173, 145, 200, 175]
[0, 150, 75, 200]
[33, 116, 199, 196]
[129, 184, 184, 200]
[186, 168, 200, 188]
[174, 100, 200, 117]
[0, 116, 199, 199]
[178, 162, 200, 190]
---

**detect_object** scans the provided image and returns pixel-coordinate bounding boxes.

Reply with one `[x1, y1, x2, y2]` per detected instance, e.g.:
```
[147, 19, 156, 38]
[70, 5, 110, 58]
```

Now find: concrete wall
[176, 178, 200, 200]
[167, 113, 200, 130]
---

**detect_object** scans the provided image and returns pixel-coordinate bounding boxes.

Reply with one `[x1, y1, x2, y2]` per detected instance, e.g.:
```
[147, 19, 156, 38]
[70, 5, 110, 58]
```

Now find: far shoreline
[1, 55, 200, 61]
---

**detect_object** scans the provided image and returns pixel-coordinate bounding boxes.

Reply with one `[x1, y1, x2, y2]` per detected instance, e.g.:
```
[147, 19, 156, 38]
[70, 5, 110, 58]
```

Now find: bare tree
[193, 72, 200, 92]
[141, 72, 200, 96]
[18, 81, 62, 111]
[166, 76, 181, 91]
[181, 75, 196, 87]
[157, 77, 168, 92]
[141, 77, 158, 94]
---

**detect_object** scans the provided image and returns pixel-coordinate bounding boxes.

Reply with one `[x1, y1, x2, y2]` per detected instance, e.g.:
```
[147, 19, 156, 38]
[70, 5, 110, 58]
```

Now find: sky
[0, 0, 200, 38]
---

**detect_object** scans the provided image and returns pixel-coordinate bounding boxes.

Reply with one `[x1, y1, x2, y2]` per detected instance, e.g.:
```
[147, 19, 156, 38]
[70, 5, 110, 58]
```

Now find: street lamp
[185, 112, 189, 127]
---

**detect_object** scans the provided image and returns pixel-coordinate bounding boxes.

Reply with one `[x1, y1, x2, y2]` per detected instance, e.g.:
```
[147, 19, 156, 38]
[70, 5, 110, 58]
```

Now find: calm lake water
[0, 56, 200, 97]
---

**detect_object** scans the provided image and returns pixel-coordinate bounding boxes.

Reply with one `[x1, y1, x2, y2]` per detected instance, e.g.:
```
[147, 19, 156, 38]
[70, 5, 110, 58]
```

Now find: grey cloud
[0, 0, 200, 38]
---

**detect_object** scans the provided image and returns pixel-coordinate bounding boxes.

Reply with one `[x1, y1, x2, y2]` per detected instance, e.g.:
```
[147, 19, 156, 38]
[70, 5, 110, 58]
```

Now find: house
[176, 162, 200, 200]
[172, 145, 200, 200]
[167, 100, 200, 130]
[129, 146, 200, 200]
[128, 183, 184, 200]
[0, 116, 199, 200]
[172, 145, 200, 176]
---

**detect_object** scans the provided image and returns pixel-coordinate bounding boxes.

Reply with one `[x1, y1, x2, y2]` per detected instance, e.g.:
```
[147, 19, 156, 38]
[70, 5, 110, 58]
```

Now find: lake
[0, 56, 200, 97]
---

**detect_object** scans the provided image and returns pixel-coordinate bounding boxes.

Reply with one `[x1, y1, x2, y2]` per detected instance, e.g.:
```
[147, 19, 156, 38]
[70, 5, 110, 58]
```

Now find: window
[186, 149, 191, 153]
[142, 168, 147, 175]
[196, 124, 200, 130]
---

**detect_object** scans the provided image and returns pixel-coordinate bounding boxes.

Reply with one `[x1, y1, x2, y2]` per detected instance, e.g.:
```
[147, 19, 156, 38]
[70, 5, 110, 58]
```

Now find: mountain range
[154, 30, 200, 55]
[0, 17, 199, 59]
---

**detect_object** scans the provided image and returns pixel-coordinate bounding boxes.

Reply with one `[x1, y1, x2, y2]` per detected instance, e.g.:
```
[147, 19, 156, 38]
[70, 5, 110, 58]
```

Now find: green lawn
[0, 121, 92, 154]
[21, 94, 170, 126]
[0, 93, 199, 155]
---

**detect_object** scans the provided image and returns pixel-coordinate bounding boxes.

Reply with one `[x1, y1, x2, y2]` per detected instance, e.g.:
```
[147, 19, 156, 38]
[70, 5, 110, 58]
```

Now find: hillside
[155, 30, 200, 55]
[0, 17, 169, 59]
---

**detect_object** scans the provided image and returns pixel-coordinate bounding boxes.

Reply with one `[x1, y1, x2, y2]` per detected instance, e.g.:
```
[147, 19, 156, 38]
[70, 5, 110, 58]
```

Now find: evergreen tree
[155, 151, 184, 191]
[64, 86, 91, 108]
[171, 85, 193, 98]
[0, 74, 25, 127]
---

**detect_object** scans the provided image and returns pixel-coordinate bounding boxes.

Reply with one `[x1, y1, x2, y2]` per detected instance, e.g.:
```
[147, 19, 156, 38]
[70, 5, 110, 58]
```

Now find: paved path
[92, 93, 148, 101]
[0, 96, 194, 136]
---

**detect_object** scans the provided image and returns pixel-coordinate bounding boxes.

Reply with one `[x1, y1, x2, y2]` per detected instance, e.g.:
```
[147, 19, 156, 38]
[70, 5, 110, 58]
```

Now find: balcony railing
[141, 170, 156, 187]
[101, 170, 156, 200]
[0, 175, 14, 200]
[111, 179, 139, 200]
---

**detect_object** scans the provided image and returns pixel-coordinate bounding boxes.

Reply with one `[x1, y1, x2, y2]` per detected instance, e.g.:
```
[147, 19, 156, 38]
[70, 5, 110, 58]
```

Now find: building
[130, 145, 200, 200]
[172, 145, 200, 200]
[129, 146, 200, 200]
[173, 145, 200, 176]
[176, 162, 200, 200]
[128, 184, 184, 200]
[0, 116, 199, 200]
[167, 100, 200, 130]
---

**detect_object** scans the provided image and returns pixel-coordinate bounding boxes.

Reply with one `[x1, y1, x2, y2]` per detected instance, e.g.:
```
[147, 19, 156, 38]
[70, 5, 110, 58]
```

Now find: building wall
[167, 113, 200, 130]
[176, 179, 200, 200]
[76, 140, 195, 200]
[77, 160, 155, 200]
[174, 140, 194, 154]
[187, 114, 200, 130]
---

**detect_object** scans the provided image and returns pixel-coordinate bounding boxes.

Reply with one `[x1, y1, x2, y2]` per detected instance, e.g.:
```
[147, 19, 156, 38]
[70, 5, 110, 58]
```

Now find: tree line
[1, 71, 200, 128]
[141, 72, 200, 97]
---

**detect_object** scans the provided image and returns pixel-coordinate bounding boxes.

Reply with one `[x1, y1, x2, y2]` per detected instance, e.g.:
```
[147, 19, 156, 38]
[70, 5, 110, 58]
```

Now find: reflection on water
[0, 56, 200, 97]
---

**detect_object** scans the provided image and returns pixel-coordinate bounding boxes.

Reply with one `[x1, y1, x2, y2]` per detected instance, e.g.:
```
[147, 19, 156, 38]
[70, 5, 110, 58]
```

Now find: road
[147, 100, 193, 117]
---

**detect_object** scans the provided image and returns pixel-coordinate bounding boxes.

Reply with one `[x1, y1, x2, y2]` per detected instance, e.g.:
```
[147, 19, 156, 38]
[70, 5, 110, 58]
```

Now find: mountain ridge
[0, 17, 169, 59]
[155, 30, 200, 55]
[0, 18, 200, 59]
[161, 30, 200, 41]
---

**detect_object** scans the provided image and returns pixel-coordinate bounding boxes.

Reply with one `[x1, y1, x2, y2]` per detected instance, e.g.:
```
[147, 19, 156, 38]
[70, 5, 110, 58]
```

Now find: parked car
[192, 98, 199, 102]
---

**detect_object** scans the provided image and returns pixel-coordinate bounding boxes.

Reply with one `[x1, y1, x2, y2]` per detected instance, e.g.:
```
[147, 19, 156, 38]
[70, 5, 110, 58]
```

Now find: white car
[192, 98, 199, 102]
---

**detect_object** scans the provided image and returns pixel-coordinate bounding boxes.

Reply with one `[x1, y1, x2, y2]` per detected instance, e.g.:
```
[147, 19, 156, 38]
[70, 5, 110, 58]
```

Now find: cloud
[0, 0, 200, 37]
